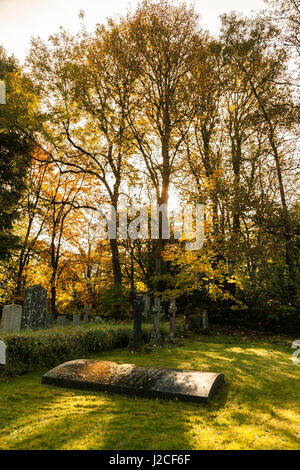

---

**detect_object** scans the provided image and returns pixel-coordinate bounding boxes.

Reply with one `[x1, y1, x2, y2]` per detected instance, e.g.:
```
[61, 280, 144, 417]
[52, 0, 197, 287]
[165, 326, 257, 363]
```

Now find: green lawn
[0, 334, 299, 450]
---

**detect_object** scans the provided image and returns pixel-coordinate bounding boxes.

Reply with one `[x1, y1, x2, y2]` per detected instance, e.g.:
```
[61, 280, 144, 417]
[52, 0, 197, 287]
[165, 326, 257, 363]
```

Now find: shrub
[102, 285, 132, 319]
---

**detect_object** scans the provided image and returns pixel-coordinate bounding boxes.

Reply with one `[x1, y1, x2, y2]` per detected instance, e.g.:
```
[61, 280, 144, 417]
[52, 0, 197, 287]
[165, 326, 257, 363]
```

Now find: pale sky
[0, 0, 266, 63]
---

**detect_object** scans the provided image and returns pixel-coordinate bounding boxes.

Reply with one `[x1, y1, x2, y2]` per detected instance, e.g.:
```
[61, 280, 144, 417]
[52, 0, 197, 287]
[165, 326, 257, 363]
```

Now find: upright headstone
[57, 315, 66, 327]
[168, 300, 177, 340]
[202, 309, 209, 331]
[1, 305, 22, 333]
[73, 314, 80, 326]
[93, 316, 103, 323]
[22, 284, 47, 330]
[151, 297, 162, 345]
[130, 295, 144, 351]
[142, 294, 151, 319]
[46, 314, 54, 329]
[83, 304, 89, 323]
[0, 340, 6, 365]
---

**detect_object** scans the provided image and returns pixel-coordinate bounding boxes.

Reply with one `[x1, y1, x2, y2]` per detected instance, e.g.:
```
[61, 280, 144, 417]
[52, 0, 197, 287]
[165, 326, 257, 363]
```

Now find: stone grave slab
[1, 305, 22, 332]
[42, 359, 224, 403]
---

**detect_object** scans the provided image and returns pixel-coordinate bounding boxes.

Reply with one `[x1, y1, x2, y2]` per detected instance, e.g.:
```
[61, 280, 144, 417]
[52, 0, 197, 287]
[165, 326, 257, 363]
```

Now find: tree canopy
[0, 1, 299, 327]
[0, 47, 33, 260]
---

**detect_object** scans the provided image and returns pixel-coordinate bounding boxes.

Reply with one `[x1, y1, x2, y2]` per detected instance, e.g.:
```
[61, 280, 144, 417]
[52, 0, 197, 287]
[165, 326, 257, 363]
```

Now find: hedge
[0, 323, 157, 377]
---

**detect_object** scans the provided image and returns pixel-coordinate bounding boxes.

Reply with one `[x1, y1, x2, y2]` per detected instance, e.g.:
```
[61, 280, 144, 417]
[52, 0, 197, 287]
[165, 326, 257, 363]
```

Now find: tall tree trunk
[15, 217, 34, 297]
[242, 69, 297, 303]
[50, 272, 57, 318]
[232, 138, 242, 235]
[110, 238, 122, 285]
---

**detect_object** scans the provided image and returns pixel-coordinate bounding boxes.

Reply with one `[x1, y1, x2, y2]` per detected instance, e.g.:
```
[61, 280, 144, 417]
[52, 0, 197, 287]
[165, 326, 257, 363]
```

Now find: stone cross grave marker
[1, 305, 22, 333]
[22, 284, 47, 330]
[0, 341, 6, 365]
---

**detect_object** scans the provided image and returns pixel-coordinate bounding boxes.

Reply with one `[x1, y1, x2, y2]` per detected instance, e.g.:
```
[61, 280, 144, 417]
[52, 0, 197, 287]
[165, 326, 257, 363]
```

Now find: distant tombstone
[73, 314, 80, 326]
[1, 305, 22, 333]
[202, 309, 209, 331]
[83, 304, 89, 323]
[151, 297, 162, 345]
[142, 295, 151, 319]
[57, 315, 66, 326]
[46, 314, 54, 329]
[130, 295, 144, 351]
[168, 300, 177, 340]
[94, 316, 104, 323]
[22, 284, 47, 330]
[0, 341, 6, 365]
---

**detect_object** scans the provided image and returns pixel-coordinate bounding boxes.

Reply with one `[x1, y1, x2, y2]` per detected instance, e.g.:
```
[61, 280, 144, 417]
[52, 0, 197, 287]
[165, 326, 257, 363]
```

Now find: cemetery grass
[0, 333, 299, 450]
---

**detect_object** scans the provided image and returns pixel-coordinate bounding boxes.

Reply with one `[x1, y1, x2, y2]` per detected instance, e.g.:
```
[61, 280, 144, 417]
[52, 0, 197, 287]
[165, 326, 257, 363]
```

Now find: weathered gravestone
[42, 359, 225, 403]
[57, 315, 66, 326]
[129, 295, 144, 351]
[0, 340, 6, 365]
[46, 314, 54, 329]
[151, 297, 162, 345]
[168, 300, 177, 340]
[94, 316, 104, 323]
[22, 284, 47, 330]
[83, 304, 89, 323]
[73, 314, 80, 326]
[1, 305, 22, 333]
